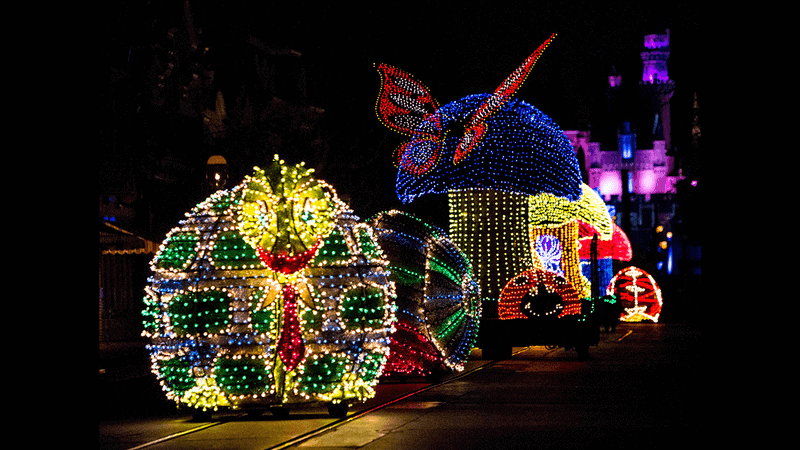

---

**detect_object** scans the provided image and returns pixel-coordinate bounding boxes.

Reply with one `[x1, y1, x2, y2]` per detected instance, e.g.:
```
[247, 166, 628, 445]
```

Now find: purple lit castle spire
[640, 29, 675, 151]
[641, 30, 671, 84]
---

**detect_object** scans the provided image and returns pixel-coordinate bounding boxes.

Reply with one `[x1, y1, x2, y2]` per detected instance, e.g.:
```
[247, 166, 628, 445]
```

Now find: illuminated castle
[566, 30, 683, 234]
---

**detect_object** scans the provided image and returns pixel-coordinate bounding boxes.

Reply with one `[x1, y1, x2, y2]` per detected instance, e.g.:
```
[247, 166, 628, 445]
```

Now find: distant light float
[607, 266, 663, 323]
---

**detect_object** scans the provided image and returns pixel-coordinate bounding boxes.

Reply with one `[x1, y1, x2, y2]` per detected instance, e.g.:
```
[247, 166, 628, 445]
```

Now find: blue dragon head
[374, 34, 583, 204]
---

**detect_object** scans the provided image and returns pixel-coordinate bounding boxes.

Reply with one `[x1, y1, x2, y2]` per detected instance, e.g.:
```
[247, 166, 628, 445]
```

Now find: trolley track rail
[123, 346, 554, 450]
[116, 326, 639, 450]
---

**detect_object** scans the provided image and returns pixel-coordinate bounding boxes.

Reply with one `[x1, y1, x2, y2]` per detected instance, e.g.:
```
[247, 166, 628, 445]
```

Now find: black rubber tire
[269, 406, 290, 418]
[246, 409, 265, 418]
[327, 402, 349, 418]
[192, 409, 213, 422]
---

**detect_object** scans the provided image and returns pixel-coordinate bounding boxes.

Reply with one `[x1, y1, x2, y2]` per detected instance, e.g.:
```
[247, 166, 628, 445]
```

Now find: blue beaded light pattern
[395, 93, 582, 204]
[375, 37, 589, 318]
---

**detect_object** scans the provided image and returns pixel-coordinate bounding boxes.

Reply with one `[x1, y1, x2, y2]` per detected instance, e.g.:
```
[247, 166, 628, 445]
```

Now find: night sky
[198, 3, 697, 120]
[105, 1, 702, 232]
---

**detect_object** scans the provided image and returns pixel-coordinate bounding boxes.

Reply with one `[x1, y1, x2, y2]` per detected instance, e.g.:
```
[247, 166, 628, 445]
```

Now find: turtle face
[236, 156, 345, 274]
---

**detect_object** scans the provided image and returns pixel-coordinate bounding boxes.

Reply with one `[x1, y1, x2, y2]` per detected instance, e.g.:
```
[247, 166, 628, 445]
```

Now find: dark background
[103, 1, 703, 238]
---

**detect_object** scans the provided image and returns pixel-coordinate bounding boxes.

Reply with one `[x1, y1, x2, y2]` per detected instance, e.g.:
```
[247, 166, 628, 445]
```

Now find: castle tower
[639, 29, 675, 156]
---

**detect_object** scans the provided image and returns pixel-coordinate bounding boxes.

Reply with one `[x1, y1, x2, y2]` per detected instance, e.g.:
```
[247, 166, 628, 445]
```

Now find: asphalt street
[100, 321, 701, 450]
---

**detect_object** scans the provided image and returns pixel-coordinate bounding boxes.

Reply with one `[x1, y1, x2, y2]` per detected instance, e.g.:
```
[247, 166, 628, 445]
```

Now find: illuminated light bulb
[368, 210, 480, 377]
[145, 156, 395, 412]
[607, 266, 663, 323]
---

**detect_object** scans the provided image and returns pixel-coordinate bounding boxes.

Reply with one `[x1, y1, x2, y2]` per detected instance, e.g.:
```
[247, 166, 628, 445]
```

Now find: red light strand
[277, 284, 306, 371]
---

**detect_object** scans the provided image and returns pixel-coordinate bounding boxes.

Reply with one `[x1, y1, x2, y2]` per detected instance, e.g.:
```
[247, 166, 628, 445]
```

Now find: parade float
[368, 210, 480, 379]
[143, 156, 397, 419]
[607, 266, 663, 323]
[373, 33, 635, 359]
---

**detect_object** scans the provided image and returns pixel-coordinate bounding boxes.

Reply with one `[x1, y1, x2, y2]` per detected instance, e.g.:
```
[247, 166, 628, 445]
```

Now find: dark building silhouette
[100, 1, 331, 345]
[563, 29, 700, 290]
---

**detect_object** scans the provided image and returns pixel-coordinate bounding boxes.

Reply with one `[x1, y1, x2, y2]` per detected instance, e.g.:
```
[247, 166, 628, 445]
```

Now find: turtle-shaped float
[143, 155, 396, 419]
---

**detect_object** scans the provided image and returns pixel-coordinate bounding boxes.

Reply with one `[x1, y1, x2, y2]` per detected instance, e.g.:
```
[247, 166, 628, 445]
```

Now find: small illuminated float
[495, 268, 595, 356]
[369, 210, 480, 379]
[607, 266, 663, 323]
[144, 155, 396, 419]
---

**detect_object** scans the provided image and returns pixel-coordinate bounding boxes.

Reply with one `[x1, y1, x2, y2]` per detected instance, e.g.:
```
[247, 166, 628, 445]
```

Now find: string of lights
[369, 210, 481, 376]
[607, 266, 663, 323]
[374, 35, 582, 205]
[374, 36, 585, 326]
[144, 156, 397, 414]
[498, 269, 581, 320]
[374, 39, 662, 339]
